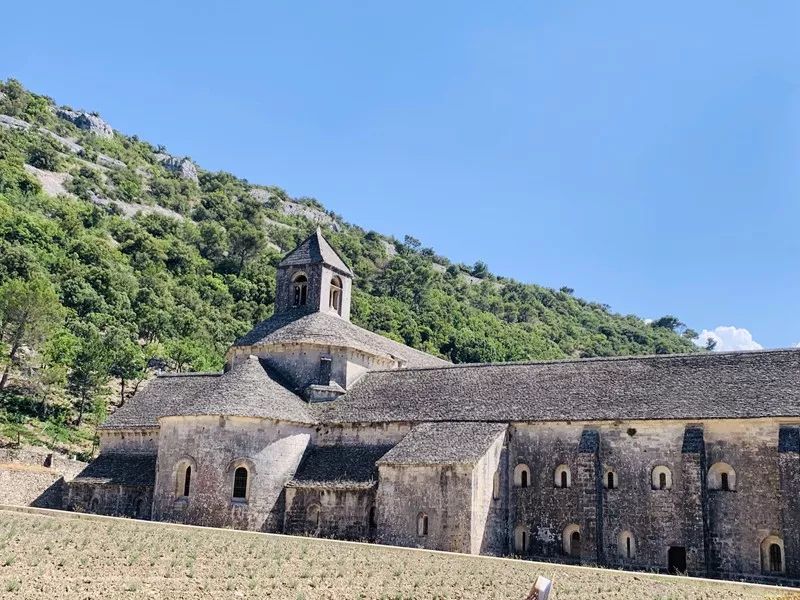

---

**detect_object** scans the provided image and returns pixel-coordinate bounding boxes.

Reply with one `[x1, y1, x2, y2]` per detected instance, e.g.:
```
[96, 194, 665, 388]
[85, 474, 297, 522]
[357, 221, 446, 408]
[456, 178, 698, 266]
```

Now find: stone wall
[99, 429, 159, 454]
[228, 343, 396, 394]
[66, 482, 152, 519]
[508, 418, 800, 582]
[284, 486, 376, 541]
[472, 430, 507, 555]
[376, 463, 474, 553]
[274, 264, 351, 321]
[152, 415, 311, 531]
[0, 445, 86, 509]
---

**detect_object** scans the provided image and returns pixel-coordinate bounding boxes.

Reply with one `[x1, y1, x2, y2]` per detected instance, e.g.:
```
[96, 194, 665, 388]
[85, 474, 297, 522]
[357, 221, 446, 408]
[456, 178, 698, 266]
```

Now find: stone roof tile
[377, 422, 508, 466]
[233, 309, 449, 368]
[278, 228, 354, 276]
[72, 453, 156, 487]
[100, 357, 316, 430]
[315, 348, 800, 423]
[287, 445, 393, 489]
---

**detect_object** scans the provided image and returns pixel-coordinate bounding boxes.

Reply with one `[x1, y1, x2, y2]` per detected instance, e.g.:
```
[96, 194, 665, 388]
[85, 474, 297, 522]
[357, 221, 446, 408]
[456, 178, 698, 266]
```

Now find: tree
[104, 328, 146, 406]
[67, 332, 110, 426]
[705, 337, 718, 352]
[28, 145, 61, 171]
[651, 315, 686, 332]
[0, 278, 63, 389]
[228, 222, 266, 273]
[471, 261, 490, 279]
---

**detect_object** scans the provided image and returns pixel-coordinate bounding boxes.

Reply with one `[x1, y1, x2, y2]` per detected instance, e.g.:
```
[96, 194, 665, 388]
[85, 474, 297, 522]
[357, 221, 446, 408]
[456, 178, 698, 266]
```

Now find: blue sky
[2, 1, 799, 349]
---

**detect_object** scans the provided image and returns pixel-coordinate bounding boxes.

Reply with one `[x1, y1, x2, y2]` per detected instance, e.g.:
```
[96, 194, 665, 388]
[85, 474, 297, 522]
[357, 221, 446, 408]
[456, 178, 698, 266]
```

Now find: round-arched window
[514, 464, 531, 488]
[651, 466, 673, 491]
[292, 273, 308, 306]
[554, 464, 571, 489]
[708, 462, 736, 491]
[618, 530, 635, 559]
[329, 276, 343, 313]
[563, 524, 581, 557]
[514, 524, 529, 554]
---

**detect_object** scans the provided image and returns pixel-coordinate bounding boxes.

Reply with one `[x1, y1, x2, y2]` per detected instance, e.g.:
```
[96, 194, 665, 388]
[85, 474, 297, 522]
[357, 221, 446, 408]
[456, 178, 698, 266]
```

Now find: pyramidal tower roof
[278, 227, 354, 276]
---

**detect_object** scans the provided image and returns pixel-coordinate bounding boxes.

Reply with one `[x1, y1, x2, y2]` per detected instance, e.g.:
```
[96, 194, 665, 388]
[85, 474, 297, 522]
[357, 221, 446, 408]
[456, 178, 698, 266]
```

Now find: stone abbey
[68, 229, 800, 584]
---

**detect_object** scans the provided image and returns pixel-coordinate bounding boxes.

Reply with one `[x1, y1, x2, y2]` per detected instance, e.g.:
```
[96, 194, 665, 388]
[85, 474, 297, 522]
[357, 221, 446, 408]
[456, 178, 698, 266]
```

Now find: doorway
[668, 546, 687, 574]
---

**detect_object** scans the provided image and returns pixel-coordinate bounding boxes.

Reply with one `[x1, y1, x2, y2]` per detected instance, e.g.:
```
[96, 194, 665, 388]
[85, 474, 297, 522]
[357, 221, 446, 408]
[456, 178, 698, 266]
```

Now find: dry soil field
[0, 508, 795, 600]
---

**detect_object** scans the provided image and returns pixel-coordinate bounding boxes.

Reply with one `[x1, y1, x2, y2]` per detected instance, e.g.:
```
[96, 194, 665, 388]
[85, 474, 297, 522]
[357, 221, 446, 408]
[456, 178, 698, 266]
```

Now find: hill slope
[0, 79, 699, 454]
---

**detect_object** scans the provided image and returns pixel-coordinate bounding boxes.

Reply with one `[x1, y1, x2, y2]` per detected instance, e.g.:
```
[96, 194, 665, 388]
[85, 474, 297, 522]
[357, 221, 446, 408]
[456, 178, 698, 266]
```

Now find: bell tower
[274, 228, 354, 320]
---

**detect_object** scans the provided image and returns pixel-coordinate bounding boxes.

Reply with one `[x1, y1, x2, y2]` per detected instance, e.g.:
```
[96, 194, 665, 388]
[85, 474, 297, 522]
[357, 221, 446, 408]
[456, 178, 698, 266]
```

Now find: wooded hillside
[0, 79, 700, 456]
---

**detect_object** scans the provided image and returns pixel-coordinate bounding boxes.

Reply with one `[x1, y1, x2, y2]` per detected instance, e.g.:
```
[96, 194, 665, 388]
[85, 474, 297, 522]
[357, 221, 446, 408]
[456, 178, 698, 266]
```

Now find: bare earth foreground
[0, 508, 794, 600]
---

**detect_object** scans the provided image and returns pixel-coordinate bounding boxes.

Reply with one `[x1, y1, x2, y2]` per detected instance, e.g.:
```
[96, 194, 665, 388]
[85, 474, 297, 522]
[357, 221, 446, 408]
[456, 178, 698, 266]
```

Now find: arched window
[514, 464, 530, 488]
[329, 276, 343, 313]
[563, 524, 581, 557]
[492, 471, 500, 500]
[232, 467, 249, 500]
[651, 466, 673, 491]
[605, 468, 618, 490]
[618, 531, 635, 559]
[368, 506, 377, 529]
[89, 497, 100, 512]
[173, 457, 197, 498]
[514, 525, 529, 554]
[708, 462, 736, 491]
[417, 512, 429, 536]
[554, 464, 571, 489]
[292, 273, 308, 307]
[760, 536, 785, 574]
[307, 504, 320, 530]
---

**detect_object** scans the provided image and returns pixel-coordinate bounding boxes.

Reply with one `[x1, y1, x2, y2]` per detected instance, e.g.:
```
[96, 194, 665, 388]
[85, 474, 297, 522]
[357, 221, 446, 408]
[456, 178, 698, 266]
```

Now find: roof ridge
[155, 372, 222, 378]
[364, 347, 800, 375]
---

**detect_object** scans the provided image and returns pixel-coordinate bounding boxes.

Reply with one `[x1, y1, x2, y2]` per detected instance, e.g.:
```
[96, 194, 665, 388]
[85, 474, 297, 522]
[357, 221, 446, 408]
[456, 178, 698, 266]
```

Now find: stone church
[67, 229, 800, 584]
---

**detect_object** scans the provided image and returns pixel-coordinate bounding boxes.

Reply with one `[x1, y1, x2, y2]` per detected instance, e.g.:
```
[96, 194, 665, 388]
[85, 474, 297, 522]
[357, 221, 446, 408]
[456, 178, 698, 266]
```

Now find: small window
[708, 462, 736, 491]
[563, 524, 581, 557]
[605, 469, 618, 490]
[554, 464, 571, 489]
[514, 525, 528, 554]
[760, 536, 785, 574]
[174, 458, 197, 498]
[329, 276, 343, 313]
[89, 497, 100, 512]
[368, 506, 377, 529]
[232, 467, 248, 500]
[514, 464, 531, 488]
[183, 465, 192, 496]
[618, 531, 635, 559]
[651, 466, 673, 491]
[492, 471, 500, 500]
[417, 513, 429, 536]
[292, 273, 308, 306]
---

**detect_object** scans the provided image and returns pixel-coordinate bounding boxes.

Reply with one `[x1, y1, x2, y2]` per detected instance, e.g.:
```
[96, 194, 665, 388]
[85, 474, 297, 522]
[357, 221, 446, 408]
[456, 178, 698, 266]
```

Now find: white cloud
[694, 326, 763, 352]
[795, 342, 800, 348]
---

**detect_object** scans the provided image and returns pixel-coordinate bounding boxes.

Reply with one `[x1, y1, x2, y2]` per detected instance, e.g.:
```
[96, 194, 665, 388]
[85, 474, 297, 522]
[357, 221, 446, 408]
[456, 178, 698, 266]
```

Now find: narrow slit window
[183, 465, 191, 497]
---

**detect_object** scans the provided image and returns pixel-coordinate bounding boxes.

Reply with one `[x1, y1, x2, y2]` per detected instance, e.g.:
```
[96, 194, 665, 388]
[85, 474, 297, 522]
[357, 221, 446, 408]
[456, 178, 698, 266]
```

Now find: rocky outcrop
[23, 165, 71, 197]
[56, 108, 114, 138]
[89, 193, 185, 221]
[281, 199, 341, 231]
[155, 153, 198, 182]
[0, 114, 30, 130]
